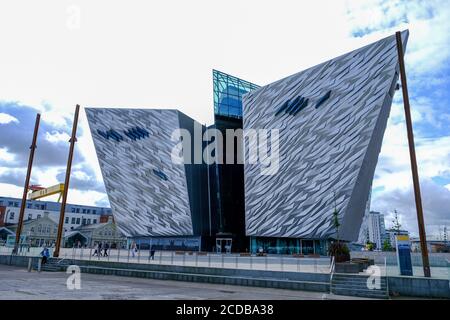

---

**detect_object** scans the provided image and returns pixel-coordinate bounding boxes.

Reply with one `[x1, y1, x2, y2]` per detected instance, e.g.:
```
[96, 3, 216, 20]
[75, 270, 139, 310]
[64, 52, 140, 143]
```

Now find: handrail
[447, 259, 449, 287]
[384, 256, 389, 297]
[329, 256, 335, 294]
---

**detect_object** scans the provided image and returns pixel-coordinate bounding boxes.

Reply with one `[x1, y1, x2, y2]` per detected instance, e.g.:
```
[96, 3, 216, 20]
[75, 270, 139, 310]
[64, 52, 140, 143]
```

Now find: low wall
[388, 276, 450, 299]
[78, 265, 329, 292]
[0, 254, 40, 267]
[351, 251, 450, 267]
[68, 258, 331, 283]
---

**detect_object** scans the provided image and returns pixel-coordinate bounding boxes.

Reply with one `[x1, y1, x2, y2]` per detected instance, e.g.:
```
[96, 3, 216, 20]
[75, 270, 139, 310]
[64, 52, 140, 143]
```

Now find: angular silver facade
[243, 31, 408, 241]
[85, 108, 194, 237]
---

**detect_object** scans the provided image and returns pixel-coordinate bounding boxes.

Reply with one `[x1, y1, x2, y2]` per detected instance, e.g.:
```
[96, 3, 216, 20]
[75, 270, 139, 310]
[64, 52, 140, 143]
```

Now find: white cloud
[66, 189, 109, 207]
[345, 0, 450, 76]
[0, 148, 15, 162]
[45, 130, 71, 144]
[0, 183, 23, 197]
[0, 112, 19, 124]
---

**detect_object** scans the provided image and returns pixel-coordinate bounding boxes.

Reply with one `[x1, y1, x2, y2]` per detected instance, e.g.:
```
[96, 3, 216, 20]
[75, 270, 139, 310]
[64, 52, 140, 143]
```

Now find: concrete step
[331, 273, 389, 299]
[333, 275, 387, 282]
[332, 288, 389, 299]
[333, 274, 385, 279]
[332, 278, 387, 286]
[332, 276, 387, 283]
[332, 283, 387, 292]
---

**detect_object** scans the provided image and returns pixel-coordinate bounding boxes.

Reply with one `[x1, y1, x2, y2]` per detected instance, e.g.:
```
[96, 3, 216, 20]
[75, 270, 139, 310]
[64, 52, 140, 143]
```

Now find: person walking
[131, 241, 137, 258]
[40, 246, 50, 264]
[103, 242, 109, 257]
[150, 247, 155, 260]
[92, 243, 99, 256]
[98, 242, 103, 257]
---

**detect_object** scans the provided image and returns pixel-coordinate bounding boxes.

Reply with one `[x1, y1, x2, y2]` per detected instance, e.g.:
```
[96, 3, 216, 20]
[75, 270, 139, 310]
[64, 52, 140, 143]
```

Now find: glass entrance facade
[250, 237, 328, 256]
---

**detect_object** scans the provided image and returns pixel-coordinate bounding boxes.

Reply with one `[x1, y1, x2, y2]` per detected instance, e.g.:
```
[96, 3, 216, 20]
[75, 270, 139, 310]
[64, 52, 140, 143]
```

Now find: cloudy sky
[0, 0, 449, 238]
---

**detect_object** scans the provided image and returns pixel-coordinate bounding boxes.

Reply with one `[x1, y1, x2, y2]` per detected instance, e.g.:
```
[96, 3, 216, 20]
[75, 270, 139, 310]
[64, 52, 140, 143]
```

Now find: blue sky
[0, 0, 449, 238]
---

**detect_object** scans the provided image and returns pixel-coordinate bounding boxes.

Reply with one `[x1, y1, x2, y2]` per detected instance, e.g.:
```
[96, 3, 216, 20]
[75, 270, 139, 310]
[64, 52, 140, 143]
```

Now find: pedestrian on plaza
[150, 247, 155, 260]
[98, 242, 103, 257]
[104, 243, 109, 257]
[92, 243, 99, 256]
[40, 246, 50, 264]
[131, 242, 137, 258]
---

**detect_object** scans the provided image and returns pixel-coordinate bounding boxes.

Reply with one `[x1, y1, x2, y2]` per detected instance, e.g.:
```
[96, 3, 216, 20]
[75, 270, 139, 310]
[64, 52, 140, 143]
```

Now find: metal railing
[447, 259, 450, 289]
[0, 245, 332, 274]
[329, 256, 335, 294]
[384, 256, 389, 296]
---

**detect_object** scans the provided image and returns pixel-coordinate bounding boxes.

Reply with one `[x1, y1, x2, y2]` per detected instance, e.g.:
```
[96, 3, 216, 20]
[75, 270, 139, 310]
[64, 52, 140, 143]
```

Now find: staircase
[35, 258, 71, 272]
[331, 273, 389, 299]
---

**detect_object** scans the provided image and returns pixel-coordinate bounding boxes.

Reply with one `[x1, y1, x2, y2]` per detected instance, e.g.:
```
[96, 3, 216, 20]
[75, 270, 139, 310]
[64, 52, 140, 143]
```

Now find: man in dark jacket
[104, 243, 109, 257]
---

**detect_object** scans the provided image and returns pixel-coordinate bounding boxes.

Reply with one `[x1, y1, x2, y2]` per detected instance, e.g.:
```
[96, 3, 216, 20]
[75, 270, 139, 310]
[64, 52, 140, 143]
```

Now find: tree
[328, 191, 350, 262]
[392, 209, 401, 233]
[382, 239, 392, 251]
[366, 241, 375, 251]
[332, 191, 340, 243]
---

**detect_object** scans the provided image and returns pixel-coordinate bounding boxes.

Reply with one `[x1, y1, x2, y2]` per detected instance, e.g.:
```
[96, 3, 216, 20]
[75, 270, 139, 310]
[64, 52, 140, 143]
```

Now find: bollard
[117, 247, 121, 262]
[37, 258, 42, 273]
[27, 257, 32, 272]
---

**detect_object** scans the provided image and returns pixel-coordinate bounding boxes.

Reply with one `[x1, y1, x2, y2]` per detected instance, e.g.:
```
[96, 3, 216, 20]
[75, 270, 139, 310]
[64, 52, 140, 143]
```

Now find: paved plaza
[0, 265, 371, 300]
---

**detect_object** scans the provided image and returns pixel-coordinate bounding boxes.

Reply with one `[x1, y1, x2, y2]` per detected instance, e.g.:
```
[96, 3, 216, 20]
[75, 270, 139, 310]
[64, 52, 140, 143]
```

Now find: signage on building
[396, 235, 413, 276]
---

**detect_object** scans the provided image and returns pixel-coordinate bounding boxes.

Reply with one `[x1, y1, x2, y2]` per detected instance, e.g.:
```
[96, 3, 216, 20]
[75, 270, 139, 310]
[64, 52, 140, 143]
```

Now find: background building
[0, 196, 112, 233]
[367, 211, 386, 249]
[64, 216, 126, 248]
[7, 212, 59, 247]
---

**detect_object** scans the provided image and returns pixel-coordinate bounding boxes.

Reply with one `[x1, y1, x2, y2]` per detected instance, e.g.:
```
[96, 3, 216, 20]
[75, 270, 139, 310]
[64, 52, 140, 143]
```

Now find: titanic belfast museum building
[86, 31, 408, 255]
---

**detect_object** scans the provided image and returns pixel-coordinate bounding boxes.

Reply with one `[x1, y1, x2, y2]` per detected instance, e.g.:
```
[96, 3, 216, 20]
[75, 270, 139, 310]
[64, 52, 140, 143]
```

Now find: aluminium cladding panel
[242, 31, 409, 241]
[85, 108, 194, 237]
